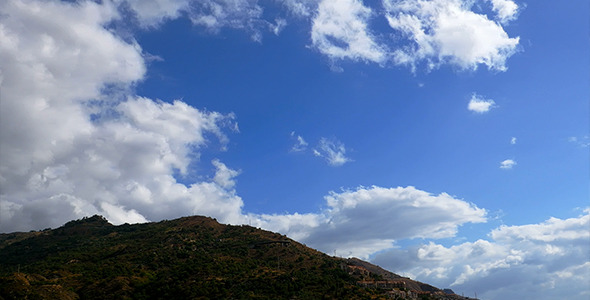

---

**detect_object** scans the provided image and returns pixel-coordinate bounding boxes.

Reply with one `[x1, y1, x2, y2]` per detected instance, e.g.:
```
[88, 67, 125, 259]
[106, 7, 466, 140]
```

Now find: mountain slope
[0, 215, 472, 299]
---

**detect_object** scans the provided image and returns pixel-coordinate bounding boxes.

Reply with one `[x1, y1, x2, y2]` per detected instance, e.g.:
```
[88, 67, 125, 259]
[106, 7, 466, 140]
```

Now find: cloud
[118, 0, 190, 27]
[188, 0, 266, 41]
[313, 137, 353, 166]
[488, 0, 519, 24]
[384, 0, 520, 71]
[290, 131, 309, 152]
[491, 211, 590, 242]
[212, 159, 241, 189]
[271, 18, 288, 35]
[311, 0, 386, 63]
[0, 96, 241, 232]
[568, 136, 590, 148]
[253, 186, 487, 258]
[468, 94, 496, 113]
[500, 159, 516, 169]
[307, 186, 487, 258]
[0, 0, 142, 185]
[0, 0, 242, 232]
[372, 210, 590, 300]
[510, 137, 517, 145]
[280, 0, 318, 17]
[115, 0, 521, 72]
[117, 0, 270, 40]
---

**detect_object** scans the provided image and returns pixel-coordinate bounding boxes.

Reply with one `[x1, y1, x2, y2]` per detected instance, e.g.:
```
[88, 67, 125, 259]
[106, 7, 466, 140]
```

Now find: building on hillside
[357, 280, 407, 290]
[346, 265, 370, 277]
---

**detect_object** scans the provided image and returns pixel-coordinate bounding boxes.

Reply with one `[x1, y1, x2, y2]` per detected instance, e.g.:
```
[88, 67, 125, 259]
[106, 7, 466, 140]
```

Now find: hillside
[0, 215, 473, 299]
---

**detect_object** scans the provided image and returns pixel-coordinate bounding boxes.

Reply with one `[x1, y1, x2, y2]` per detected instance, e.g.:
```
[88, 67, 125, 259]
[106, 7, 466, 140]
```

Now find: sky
[0, 0, 588, 299]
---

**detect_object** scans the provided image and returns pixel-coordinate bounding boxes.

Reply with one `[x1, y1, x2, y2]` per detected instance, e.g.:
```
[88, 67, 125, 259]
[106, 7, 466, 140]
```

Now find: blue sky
[1, 0, 588, 299]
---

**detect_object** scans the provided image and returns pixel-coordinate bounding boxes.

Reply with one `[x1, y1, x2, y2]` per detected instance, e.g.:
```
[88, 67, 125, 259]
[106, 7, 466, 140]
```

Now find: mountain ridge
[0, 215, 475, 299]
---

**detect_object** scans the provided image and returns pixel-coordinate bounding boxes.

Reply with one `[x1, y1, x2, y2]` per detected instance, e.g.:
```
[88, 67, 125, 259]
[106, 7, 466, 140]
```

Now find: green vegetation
[1, 215, 471, 299]
[0, 215, 386, 299]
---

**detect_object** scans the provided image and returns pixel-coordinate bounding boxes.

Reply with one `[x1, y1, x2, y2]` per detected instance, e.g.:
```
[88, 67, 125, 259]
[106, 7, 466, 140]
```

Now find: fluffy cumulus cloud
[313, 137, 353, 166]
[0, 0, 143, 189]
[307, 186, 486, 257]
[468, 93, 496, 113]
[300, 0, 522, 70]
[372, 210, 590, 299]
[252, 186, 487, 258]
[488, 0, 519, 24]
[114, 0, 521, 71]
[311, 0, 386, 63]
[0, 0, 243, 232]
[383, 0, 520, 71]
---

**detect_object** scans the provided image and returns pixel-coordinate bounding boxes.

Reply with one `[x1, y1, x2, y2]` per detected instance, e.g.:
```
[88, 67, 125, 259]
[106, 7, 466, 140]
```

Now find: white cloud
[510, 137, 517, 144]
[0, 0, 242, 232]
[290, 131, 309, 152]
[488, 0, 519, 24]
[307, 186, 487, 258]
[188, 0, 266, 41]
[118, 0, 190, 27]
[0, 0, 142, 186]
[1, 95, 242, 232]
[313, 137, 352, 166]
[500, 159, 516, 169]
[252, 212, 326, 242]
[311, 0, 386, 63]
[114, 0, 521, 71]
[384, 0, 520, 71]
[372, 210, 590, 300]
[212, 159, 241, 189]
[491, 212, 590, 242]
[271, 18, 288, 35]
[118, 0, 278, 40]
[468, 94, 496, 113]
[280, 0, 318, 17]
[568, 136, 590, 148]
[252, 186, 487, 258]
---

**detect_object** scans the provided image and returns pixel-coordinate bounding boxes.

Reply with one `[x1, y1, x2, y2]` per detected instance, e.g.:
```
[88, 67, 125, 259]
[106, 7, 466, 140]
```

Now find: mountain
[0, 215, 475, 299]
